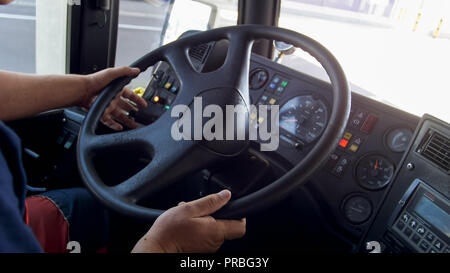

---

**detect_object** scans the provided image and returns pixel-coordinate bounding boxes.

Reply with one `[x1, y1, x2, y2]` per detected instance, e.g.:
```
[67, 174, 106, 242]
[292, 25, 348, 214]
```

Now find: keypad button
[416, 226, 426, 235]
[428, 248, 438, 253]
[411, 234, 421, 244]
[403, 228, 413, 237]
[419, 241, 430, 252]
[425, 232, 435, 242]
[433, 240, 443, 251]
[396, 220, 405, 231]
[409, 219, 417, 229]
[401, 213, 410, 223]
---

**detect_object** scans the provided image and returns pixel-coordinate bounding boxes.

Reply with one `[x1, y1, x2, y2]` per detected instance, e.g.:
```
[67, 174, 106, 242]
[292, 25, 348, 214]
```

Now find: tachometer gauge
[249, 69, 269, 90]
[279, 95, 328, 143]
[356, 155, 395, 190]
[385, 127, 413, 153]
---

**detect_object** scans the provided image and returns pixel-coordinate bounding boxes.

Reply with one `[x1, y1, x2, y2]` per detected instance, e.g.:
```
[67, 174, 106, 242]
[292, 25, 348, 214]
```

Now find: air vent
[189, 43, 211, 64]
[417, 130, 450, 172]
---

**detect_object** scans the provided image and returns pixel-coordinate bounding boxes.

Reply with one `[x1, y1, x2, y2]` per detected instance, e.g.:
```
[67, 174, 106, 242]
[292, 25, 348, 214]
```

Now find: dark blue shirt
[0, 121, 42, 252]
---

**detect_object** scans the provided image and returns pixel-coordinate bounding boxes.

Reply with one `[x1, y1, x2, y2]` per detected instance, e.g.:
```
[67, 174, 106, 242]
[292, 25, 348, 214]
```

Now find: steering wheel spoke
[111, 135, 220, 203]
[217, 32, 253, 91]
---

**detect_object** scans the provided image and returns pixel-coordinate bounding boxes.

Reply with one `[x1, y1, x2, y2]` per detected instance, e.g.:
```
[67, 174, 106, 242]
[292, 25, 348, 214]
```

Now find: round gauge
[249, 69, 269, 90]
[343, 195, 372, 224]
[356, 154, 395, 190]
[385, 127, 413, 153]
[279, 95, 328, 143]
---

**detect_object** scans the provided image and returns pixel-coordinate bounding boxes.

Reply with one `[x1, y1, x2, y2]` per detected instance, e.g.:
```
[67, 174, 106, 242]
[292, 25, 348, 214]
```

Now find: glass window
[118, 0, 238, 90]
[0, 0, 36, 73]
[279, 0, 450, 122]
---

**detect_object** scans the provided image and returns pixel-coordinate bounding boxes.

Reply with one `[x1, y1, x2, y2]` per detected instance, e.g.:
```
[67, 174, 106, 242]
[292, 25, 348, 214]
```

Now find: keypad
[393, 212, 448, 253]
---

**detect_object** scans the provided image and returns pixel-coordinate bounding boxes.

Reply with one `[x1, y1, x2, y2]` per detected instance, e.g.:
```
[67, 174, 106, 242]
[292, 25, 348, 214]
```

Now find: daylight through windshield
[279, 0, 450, 122]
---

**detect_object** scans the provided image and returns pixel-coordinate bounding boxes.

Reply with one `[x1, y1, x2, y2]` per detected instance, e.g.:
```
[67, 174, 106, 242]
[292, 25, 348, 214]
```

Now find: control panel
[247, 54, 419, 240]
[361, 115, 449, 253]
[133, 62, 180, 125]
[390, 181, 449, 253]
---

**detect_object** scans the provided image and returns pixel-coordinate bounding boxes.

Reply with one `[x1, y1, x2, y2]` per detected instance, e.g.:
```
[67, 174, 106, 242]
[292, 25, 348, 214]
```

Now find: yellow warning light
[153, 96, 160, 103]
[133, 87, 145, 97]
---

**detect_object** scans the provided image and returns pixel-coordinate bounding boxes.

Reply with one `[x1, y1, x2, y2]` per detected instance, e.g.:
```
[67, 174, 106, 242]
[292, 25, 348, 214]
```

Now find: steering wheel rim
[77, 25, 351, 220]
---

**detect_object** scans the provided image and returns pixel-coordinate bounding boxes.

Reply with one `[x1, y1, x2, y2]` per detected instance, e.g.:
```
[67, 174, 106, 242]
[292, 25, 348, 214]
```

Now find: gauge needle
[374, 160, 378, 170]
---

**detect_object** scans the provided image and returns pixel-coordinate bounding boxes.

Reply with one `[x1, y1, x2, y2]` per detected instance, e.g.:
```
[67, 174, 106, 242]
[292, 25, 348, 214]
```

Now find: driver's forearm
[0, 70, 88, 121]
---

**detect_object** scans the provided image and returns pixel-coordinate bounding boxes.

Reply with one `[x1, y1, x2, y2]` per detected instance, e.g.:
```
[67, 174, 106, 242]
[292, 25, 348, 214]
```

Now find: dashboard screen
[414, 195, 450, 238]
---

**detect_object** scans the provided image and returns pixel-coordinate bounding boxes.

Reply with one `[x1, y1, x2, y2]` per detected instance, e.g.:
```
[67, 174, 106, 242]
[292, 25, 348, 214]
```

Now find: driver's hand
[100, 88, 147, 131]
[79, 66, 141, 108]
[131, 190, 246, 253]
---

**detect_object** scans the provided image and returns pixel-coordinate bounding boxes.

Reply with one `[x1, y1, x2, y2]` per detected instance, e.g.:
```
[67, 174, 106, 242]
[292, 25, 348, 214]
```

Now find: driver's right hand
[131, 190, 246, 253]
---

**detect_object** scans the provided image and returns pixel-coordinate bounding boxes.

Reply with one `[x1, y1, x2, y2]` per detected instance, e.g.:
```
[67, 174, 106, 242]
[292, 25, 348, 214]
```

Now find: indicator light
[343, 132, 352, 140]
[164, 82, 172, 90]
[153, 96, 160, 103]
[339, 139, 349, 148]
[281, 81, 288, 87]
[133, 87, 145, 97]
[165, 105, 170, 110]
[349, 144, 359, 153]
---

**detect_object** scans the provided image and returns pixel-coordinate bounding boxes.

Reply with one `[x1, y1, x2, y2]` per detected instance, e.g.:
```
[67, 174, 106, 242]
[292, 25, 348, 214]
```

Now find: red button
[361, 114, 378, 133]
[339, 139, 349, 148]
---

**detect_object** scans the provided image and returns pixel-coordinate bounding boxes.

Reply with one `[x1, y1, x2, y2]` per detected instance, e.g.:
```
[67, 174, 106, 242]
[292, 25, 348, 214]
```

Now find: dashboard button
[401, 213, 410, 223]
[349, 144, 359, 153]
[361, 114, 378, 133]
[444, 247, 450, 253]
[416, 226, 426, 235]
[170, 84, 178, 93]
[419, 241, 430, 251]
[433, 240, 443, 251]
[409, 219, 417, 229]
[403, 228, 413, 237]
[343, 132, 352, 140]
[428, 248, 438, 253]
[326, 153, 339, 171]
[352, 136, 364, 146]
[350, 109, 367, 129]
[333, 157, 350, 177]
[338, 138, 349, 148]
[395, 220, 405, 231]
[425, 232, 435, 242]
[411, 234, 421, 244]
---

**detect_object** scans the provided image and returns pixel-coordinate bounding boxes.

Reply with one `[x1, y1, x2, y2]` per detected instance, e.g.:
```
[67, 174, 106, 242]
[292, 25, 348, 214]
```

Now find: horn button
[182, 87, 250, 156]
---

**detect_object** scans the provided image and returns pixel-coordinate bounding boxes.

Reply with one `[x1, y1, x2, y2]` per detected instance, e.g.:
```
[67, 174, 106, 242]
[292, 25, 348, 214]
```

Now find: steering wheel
[77, 25, 350, 220]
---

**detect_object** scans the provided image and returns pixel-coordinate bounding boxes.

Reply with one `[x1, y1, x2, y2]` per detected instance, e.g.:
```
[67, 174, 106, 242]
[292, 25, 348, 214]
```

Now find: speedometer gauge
[279, 95, 328, 143]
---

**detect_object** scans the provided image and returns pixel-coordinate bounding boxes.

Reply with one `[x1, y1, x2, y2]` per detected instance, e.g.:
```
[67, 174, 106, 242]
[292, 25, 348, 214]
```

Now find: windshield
[279, 0, 450, 122]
